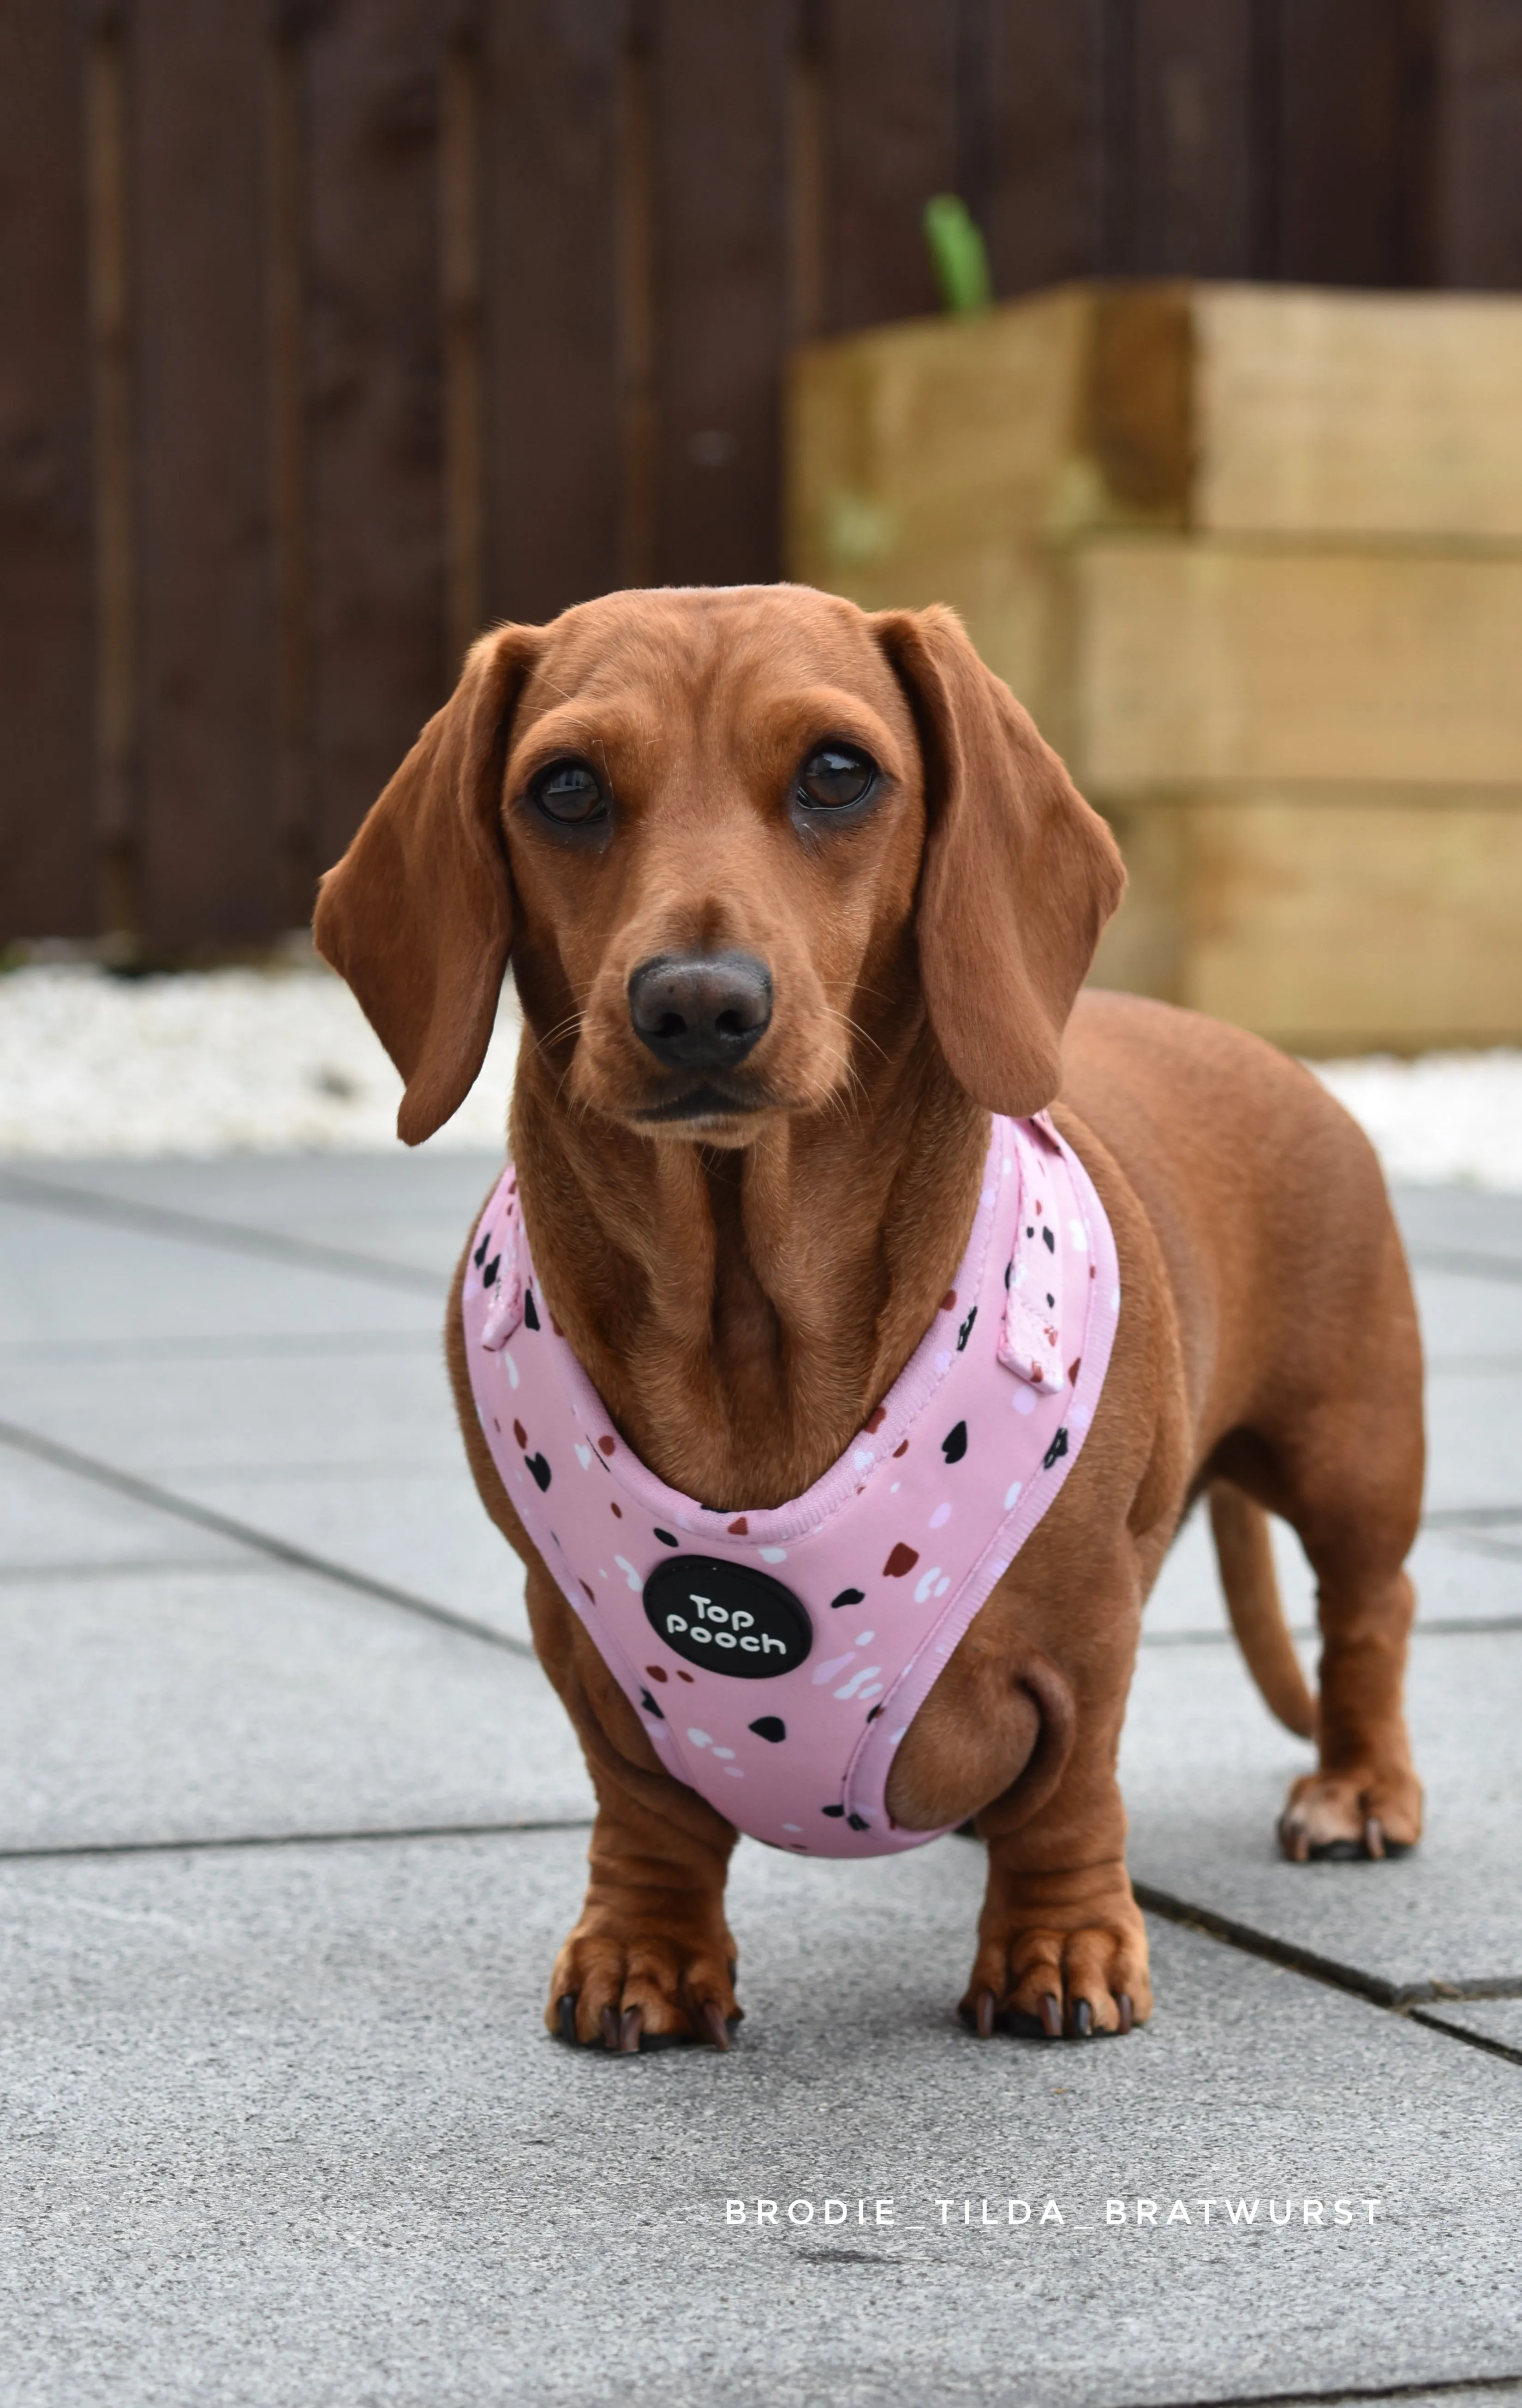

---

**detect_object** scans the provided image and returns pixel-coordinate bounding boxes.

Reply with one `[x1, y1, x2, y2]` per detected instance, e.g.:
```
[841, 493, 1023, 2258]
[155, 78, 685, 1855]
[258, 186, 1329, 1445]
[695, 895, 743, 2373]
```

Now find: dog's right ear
[313, 625, 539, 1145]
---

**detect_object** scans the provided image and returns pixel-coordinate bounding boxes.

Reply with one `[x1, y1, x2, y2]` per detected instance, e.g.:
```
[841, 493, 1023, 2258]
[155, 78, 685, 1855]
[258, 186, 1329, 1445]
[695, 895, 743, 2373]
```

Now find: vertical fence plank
[985, 0, 1106, 295]
[823, 0, 959, 331]
[482, 0, 628, 626]
[651, 0, 790, 587]
[1131, 0, 1254, 275]
[306, 0, 447, 876]
[1438, 0, 1522, 286]
[132, 0, 280, 946]
[1271, 0, 1437, 287]
[0, 3, 94, 935]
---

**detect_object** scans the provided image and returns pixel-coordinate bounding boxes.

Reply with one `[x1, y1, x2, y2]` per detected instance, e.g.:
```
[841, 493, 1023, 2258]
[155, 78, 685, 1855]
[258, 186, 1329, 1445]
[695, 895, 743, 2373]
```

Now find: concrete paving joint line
[0, 1165, 447, 1295]
[0, 1815, 596, 1866]
[1422, 1507, 1522, 1529]
[1140, 1616, 1522, 1645]
[1406, 1244, 1522, 1286]
[1135, 1883, 1522, 2067]
[0, 1413, 536, 1661]
[1146, 2375, 1522, 2408]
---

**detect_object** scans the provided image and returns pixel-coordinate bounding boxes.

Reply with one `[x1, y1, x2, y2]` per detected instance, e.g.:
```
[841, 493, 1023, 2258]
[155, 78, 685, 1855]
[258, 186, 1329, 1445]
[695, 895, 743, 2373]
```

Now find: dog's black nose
[628, 952, 773, 1072]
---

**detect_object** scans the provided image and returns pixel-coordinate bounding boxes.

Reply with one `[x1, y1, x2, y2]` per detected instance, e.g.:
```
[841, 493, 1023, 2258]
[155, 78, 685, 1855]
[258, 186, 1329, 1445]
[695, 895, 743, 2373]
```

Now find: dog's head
[313, 586, 1123, 1145]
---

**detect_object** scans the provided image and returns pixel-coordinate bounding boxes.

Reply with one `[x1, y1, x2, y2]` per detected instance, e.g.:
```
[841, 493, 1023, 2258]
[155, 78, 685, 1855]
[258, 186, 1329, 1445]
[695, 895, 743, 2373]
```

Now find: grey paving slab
[0, 1343, 531, 1645]
[0, 1447, 246, 1578]
[0, 1194, 441, 1347]
[13, 1149, 503, 1280]
[1122, 1628, 1522, 1996]
[1396, 1183, 1522, 1270]
[1415, 1264, 1522, 1366]
[172, 1462, 532, 1644]
[0, 1334, 461, 1475]
[1425, 1368, 1522, 1515]
[1, 1832, 1519, 2408]
[0, 1561, 588, 1852]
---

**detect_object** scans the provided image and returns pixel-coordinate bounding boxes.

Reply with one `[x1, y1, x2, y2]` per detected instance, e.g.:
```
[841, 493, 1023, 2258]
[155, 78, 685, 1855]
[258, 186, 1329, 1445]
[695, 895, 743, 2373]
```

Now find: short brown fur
[316, 585, 1423, 2049]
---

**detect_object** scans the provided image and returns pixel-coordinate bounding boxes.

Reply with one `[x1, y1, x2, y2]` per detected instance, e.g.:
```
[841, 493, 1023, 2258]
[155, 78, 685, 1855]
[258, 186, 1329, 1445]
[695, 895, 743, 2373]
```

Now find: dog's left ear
[873, 604, 1125, 1118]
[314, 624, 539, 1144]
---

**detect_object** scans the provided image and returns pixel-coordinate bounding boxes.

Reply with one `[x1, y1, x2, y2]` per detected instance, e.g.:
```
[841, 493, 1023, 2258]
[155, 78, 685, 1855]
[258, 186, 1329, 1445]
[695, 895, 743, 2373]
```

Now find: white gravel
[1310, 1049, 1522, 1190]
[1, 963, 1520, 1185]
[0, 964, 519, 1157]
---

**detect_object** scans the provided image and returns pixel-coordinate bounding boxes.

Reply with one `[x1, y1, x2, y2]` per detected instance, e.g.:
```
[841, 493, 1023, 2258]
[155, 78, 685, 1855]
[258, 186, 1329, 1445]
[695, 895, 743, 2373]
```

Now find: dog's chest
[462, 1116, 1121, 1858]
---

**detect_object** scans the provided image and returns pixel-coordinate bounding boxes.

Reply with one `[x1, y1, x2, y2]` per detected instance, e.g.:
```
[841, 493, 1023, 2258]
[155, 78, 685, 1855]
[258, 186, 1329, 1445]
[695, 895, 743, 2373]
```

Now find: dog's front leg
[525, 1563, 742, 2054]
[963, 1567, 1150, 2041]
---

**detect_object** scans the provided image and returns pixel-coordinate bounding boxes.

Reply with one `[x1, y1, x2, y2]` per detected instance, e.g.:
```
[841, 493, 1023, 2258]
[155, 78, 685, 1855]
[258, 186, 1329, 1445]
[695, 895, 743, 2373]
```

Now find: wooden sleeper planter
[787, 281, 1522, 1054]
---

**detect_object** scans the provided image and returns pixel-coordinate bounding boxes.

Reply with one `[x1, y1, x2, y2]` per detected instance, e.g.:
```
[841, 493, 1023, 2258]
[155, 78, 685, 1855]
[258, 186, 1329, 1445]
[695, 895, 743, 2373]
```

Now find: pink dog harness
[462, 1114, 1120, 1859]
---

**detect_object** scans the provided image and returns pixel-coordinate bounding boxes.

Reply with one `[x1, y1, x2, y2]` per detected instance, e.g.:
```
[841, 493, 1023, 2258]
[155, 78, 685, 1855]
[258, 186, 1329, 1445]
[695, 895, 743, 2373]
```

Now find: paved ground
[0, 1151, 1518, 2408]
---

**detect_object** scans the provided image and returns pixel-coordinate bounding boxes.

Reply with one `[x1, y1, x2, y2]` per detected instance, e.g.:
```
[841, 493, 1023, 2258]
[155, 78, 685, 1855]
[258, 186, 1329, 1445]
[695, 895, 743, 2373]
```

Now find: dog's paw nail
[1281, 1819, 1310, 1864]
[974, 1988, 996, 2039]
[556, 1992, 579, 2045]
[600, 2004, 620, 2050]
[1364, 1815, 1386, 1860]
[1116, 1992, 1134, 2036]
[700, 2001, 731, 2052]
[1072, 1998, 1092, 2038]
[618, 2005, 643, 2055]
[1039, 1993, 1062, 2039]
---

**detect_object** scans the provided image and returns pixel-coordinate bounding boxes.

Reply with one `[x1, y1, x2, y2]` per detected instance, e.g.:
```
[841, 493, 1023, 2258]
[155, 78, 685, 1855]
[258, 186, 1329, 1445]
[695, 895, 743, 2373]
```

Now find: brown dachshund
[315, 585, 1423, 2053]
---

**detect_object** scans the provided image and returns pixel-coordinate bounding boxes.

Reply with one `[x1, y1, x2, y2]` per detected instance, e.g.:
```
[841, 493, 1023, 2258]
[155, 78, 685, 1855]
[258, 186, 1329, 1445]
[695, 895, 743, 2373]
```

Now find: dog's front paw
[1278, 1764, 1423, 1862]
[960, 1879, 1152, 2040]
[546, 1910, 741, 2054]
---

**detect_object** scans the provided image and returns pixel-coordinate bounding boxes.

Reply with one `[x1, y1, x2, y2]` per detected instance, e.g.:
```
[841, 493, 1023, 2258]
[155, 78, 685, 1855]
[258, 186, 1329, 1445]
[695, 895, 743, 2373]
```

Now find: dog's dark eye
[531, 760, 606, 825]
[796, 745, 876, 811]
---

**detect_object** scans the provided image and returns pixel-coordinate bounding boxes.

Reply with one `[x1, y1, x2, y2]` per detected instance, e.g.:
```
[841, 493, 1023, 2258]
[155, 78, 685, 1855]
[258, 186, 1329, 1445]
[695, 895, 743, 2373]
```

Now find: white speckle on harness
[502, 1351, 520, 1390]
[686, 1727, 712, 1747]
[812, 1652, 855, 1686]
[855, 1629, 875, 1645]
[613, 1555, 641, 1590]
[852, 1448, 874, 1472]
[913, 1564, 943, 1604]
[929, 1501, 951, 1529]
[1004, 1480, 1023, 1510]
[574, 1442, 592, 1469]
[760, 1545, 787, 1563]
[834, 1664, 881, 1700]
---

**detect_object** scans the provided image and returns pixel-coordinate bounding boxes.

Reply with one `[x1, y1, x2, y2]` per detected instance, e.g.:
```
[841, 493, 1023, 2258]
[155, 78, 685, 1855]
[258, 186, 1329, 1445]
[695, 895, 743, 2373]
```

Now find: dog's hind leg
[1277, 1511, 1422, 1863]
[1219, 1218, 1424, 1863]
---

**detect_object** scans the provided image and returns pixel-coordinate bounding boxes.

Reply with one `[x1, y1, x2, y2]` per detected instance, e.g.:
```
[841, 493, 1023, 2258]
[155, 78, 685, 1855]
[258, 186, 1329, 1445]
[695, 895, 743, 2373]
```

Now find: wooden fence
[5, 0, 1522, 946]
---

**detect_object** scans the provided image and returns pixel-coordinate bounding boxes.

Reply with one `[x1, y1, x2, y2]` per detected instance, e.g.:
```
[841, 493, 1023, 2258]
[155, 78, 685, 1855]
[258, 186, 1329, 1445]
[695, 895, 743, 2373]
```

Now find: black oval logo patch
[643, 1556, 812, 1679]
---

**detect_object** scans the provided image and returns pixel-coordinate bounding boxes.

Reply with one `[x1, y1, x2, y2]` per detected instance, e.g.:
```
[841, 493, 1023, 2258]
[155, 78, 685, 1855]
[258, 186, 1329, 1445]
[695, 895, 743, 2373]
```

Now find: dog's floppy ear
[873, 604, 1124, 1118]
[313, 624, 539, 1145]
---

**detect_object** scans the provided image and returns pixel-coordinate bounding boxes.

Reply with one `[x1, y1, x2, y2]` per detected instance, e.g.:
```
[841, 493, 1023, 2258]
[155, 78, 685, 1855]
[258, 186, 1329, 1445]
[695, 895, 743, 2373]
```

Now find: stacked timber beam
[788, 284, 1522, 1054]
